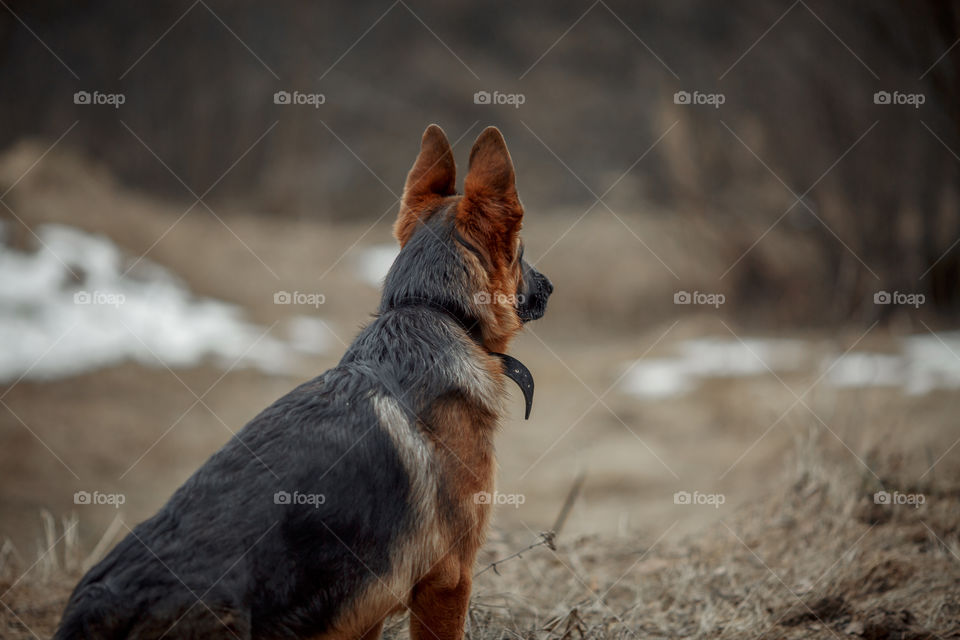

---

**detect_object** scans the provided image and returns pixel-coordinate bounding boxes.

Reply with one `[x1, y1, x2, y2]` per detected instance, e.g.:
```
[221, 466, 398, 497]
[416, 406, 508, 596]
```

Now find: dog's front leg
[409, 557, 472, 640]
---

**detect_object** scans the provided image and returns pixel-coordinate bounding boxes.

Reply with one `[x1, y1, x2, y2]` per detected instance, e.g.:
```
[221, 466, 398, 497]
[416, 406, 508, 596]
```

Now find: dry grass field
[4, 418, 959, 639]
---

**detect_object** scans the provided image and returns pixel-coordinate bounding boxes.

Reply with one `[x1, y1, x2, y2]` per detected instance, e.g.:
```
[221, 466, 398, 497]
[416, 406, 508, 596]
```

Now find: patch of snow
[620, 359, 698, 398]
[825, 353, 905, 390]
[285, 315, 333, 355]
[623, 333, 960, 400]
[621, 338, 807, 398]
[677, 338, 807, 377]
[0, 223, 326, 383]
[826, 332, 960, 395]
[355, 244, 399, 288]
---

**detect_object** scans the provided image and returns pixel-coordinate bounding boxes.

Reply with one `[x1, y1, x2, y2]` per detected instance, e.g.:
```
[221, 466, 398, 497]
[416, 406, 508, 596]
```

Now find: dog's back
[58, 360, 422, 638]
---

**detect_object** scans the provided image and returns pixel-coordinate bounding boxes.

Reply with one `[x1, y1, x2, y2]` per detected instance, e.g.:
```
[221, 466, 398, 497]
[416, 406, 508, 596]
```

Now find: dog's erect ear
[459, 126, 523, 259]
[395, 124, 456, 246]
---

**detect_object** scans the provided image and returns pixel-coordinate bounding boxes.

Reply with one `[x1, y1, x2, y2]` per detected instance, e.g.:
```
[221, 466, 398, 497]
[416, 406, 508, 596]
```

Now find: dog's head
[384, 124, 553, 353]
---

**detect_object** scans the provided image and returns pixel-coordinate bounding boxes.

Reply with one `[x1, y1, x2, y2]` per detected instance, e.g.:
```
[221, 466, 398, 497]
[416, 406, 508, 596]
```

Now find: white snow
[621, 338, 807, 398]
[0, 223, 327, 383]
[623, 333, 960, 399]
[354, 244, 399, 288]
[827, 332, 960, 395]
[285, 315, 332, 355]
[824, 353, 905, 390]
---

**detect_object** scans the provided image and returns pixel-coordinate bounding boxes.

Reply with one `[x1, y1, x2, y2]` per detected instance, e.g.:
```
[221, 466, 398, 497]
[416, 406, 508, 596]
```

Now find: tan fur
[324, 371, 501, 640]
[353, 124, 530, 640]
[404, 391, 498, 640]
[395, 125, 527, 354]
[395, 125, 457, 247]
[324, 394, 448, 638]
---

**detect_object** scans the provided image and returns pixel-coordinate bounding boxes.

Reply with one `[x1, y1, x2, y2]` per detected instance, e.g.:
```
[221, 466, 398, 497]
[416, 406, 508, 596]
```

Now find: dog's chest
[423, 393, 498, 538]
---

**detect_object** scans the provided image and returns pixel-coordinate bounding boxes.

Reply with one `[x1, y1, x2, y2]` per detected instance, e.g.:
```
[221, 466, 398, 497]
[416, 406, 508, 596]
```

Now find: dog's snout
[541, 275, 554, 296]
[516, 264, 552, 323]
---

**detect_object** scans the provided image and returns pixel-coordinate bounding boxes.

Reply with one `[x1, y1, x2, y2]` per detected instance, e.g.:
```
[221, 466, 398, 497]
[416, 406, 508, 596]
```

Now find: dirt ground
[1, 143, 959, 638]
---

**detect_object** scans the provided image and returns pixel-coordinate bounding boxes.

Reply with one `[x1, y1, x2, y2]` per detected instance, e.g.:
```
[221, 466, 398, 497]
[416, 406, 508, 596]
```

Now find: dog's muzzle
[517, 266, 553, 323]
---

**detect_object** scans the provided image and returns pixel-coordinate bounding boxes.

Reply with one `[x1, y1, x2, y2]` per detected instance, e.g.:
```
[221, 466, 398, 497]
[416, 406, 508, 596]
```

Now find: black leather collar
[386, 298, 535, 420]
[492, 352, 534, 419]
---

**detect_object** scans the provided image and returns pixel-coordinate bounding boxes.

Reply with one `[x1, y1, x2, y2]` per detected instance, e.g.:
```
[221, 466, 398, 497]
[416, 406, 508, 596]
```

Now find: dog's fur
[55, 124, 553, 640]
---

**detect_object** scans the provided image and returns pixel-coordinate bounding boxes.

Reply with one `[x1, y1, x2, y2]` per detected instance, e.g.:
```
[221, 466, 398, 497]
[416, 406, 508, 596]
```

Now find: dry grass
[455, 426, 960, 640]
[4, 426, 958, 640]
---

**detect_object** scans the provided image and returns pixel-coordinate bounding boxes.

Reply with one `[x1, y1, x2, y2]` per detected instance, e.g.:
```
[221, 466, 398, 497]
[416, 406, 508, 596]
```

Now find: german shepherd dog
[55, 125, 553, 640]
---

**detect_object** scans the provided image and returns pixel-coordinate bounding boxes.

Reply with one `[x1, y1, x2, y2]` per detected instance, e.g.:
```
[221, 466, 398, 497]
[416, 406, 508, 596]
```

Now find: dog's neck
[385, 298, 535, 420]
[388, 297, 485, 345]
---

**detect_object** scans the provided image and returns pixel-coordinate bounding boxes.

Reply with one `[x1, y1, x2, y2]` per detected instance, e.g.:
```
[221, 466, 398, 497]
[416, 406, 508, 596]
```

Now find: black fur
[57, 367, 414, 639]
[55, 207, 551, 640]
[517, 248, 553, 323]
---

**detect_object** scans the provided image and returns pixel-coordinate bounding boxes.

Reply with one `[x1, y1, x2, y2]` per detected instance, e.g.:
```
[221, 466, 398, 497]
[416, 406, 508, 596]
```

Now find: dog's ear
[459, 127, 523, 261]
[395, 124, 456, 246]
